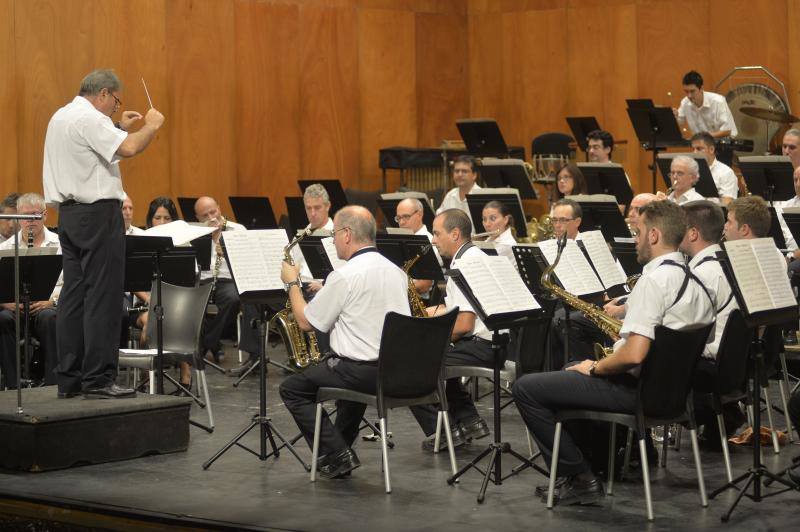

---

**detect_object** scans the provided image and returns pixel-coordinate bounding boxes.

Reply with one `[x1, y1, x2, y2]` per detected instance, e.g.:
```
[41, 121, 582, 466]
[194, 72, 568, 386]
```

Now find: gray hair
[303, 183, 330, 204]
[335, 205, 375, 244]
[672, 155, 699, 177]
[79, 69, 122, 96]
[438, 208, 472, 240]
[785, 129, 800, 140]
[398, 197, 424, 212]
[17, 192, 46, 211]
[1, 192, 19, 212]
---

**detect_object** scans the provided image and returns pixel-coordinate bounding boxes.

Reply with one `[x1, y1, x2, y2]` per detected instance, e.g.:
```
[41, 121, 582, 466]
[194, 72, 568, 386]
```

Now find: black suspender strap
[660, 259, 714, 311]
[693, 254, 735, 313]
[454, 242, 475, 260]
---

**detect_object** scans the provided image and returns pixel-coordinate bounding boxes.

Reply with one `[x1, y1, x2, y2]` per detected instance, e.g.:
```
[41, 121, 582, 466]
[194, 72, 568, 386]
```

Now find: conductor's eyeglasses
[394, 211, 419, 223]
[107, 90, 121, 108]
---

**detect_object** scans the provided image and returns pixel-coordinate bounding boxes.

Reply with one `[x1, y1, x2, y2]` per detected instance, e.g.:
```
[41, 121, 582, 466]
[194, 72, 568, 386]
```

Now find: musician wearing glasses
[782, 129, 800, 169]
[395, 198, 441, 297]
[690, 132, 738, 206]
[513, 200, 714, 506]
[43, 69, 164, 399]
[550, 199, 582, 241]
[279, 206, 410, 479]
[554, 164, 588, 200]
[410, 209, 493, 452]
[0, 193, 62, 389]
[662, 156, 705, 205]
[436, 155, 481, 225]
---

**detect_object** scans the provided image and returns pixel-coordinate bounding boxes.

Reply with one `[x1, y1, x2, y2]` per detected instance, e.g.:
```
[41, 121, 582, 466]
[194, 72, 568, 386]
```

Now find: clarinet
[26, 227, 34, 248]
[209, 216, 228, 301]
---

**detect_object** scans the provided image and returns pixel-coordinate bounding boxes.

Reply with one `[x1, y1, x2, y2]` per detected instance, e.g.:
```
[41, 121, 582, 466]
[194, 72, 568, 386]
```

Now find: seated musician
[291, 183, 335, 294]
[395, 197, 441, 299]
[122, 194, 145, 235]
[550, 199, 582, 241]
[436, 155, 481, 226]
[586, 130, 614, 164]
[481, 200, 517, 266]
[0, 192, 19, 244]
[778, 168, 800, 332]
[663, 155, 705, 205]
[279, 206, 410, 479]
[0, 193, 62, 388]
[782, 129, 800, 169]
[193, 196, 260, 377]
[409, 209, 493, 452]
[554, 163, 588, 200]
[690, 132, 738, 206]
[723, 195, 771, 242]
[513, 200, 714, 506]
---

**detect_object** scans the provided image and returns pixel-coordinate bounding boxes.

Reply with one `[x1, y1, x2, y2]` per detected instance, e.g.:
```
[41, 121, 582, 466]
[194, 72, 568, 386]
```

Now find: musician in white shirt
[776, 167, 800, 258]
[781, 129, 800, 169]
[690, 132, 738, 205]
[122, 195, 145, 235]
[551, 199, 582, 241]
[291, 183, 335, 291]
[0, 193, 19, 245]
[481, 200, 517, 266]
[675, 70, 737, 140]
[664, 156, 705, 205]
[436, 155, 481, 225]
[396, 198, 439, 298]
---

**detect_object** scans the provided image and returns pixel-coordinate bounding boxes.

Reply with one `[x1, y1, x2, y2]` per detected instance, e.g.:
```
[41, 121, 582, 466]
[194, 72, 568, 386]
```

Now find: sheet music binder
[576, 163, 634, 207]
[298, 179, 349, 217]
[738, 156, 795, 204]
[297, 236, 336, 281]
[0, 255, 62, 303]
[565, 116, 601, 153]
[220, 230, 290, 305]
[465, 188, 528, 238]
[375, 234, 444, 281]
[228, 196, 279, 230]
[456, 119, 510, 158]
[656, 153, 719, 198]
[124, 249, 197, 292]
[478, 158, 538, 200]
[576, 231, 628, 299]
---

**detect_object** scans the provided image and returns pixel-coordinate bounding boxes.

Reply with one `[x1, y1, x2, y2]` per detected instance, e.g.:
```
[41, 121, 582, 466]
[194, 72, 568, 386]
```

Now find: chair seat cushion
[444, 363, 515, 382]
[316, 387, 441, 410]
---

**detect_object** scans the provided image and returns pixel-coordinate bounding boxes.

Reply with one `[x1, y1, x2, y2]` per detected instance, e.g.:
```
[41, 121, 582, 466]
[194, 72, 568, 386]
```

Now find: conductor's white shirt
[304, 248, 410, 362]
[677, 90, 738, 138]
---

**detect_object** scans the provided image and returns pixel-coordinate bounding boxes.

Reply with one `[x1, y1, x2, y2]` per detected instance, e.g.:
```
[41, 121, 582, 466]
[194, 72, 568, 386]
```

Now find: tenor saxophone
[540, 234, 623, 359]
[270, 225, 321, 370]
[403, 243, 432, 318]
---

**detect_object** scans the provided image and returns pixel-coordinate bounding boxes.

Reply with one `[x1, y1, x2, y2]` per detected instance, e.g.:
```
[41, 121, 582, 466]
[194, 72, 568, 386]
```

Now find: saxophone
[270, 225, 321, 370]
[27, 226, 34, 248]
[209, 216, 228, 300]
[540, 234, 622, 359]
[403, 243, 432, 318]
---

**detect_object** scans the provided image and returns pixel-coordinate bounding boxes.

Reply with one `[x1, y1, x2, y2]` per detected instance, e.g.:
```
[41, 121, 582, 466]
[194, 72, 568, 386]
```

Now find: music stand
[375, 234, 444, 282]
[377, 192, 436, 231]
[626, 98, 655, 109]
[298, 180, 349, 217]
[577, 163, 634, 208]
[779, 209, 800, 252]
[738, 156, 795, 205]
[297, 236, 337, 281]
[465, 189, 528, 239]
[177, 197, 199, 222]
[709, 242, 800, 521]
[627, 105, 686, 192]
[656, 153, 720, 198]
[478, 159, 539, 200]
[566, 116, 601, 157]
[768, 208, 788, 250]
[456, 119, 510, 158]
[189, 234, 213, 272]
[229, 196, 278, 229]
[284, 196, 307, 237]
[610, 238, 642, 277]
[573, 195, 631, 242]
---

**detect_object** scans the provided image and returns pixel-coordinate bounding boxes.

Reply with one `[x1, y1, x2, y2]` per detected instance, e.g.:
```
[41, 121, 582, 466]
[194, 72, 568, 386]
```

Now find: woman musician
[480, 200, 517, 267]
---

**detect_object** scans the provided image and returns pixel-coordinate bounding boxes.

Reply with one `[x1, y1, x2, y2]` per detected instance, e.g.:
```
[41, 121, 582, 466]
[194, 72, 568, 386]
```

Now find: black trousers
[512, 368, 637, 476]
[279, 356, 378, 457]
[0, 308, 57, 387]
[56, 200, 124, 393]
[409, 337, 496, 436]
[203, 279, 259, 356]
[789, 389, 800, 437]
[551, 307, 608, 369]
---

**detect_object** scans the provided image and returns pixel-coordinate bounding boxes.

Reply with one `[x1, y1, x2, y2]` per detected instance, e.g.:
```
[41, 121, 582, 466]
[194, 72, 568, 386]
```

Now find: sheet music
[725, 238, 794, 314]
[456, 254, 540, 317]
[752, 239, 796, 309]
[580, 230, 627, 289]
[222, 230, 288, 294]
[538, 239, 604, 296]
[321, 237, 347, 270]
[141, 220, 215, 246]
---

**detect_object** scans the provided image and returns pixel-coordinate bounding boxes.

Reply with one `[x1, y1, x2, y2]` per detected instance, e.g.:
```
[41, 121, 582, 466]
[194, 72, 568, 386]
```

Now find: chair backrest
[375, 309, 459, 403]
[531, 132, 574, 157]
[638, 323, 714, 419]
[145, 281, 213, 355]
[713, 309, 753, 395]
[514, 312, 553, 377]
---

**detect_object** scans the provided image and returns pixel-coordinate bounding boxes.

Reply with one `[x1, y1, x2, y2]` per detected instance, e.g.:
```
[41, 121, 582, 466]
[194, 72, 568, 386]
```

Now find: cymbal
[740, 106, 800, 124]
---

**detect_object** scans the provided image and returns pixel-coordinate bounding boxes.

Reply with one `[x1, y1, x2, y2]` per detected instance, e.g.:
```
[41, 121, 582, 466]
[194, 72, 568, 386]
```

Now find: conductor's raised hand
[119, 110, 143, 131]
[144, 107, 165, 130]
[280, 260, 300, 284]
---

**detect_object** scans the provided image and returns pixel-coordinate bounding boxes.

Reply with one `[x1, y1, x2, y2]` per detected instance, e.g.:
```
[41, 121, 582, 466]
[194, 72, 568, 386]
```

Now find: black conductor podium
[229, 196, 279, 230]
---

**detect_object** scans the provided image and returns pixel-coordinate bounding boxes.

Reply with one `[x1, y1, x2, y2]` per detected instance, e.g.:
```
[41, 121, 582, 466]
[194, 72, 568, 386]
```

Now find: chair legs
[779, 353, 794, 442]
[310, 403, 323, 482]
[545, 421, 562, 509]
[717, 414, 734, 483]
[607, 423, 616, 496]
[197, 369, 214, 429]
[638, 437, 654, 521]
[660, 426, 668, 468]
[762, 386, 781, 454]
[688, 427, 708, 508]
[148, 370, 155, 394]
[433, 411, 443, 454]
[379, 417, 391, 493]
[441, 410, 458, 476]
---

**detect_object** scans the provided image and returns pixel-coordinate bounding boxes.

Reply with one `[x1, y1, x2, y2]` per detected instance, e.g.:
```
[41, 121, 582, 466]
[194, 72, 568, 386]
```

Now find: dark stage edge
[0, 386, 192, 472]
[0, 344, 797, 531]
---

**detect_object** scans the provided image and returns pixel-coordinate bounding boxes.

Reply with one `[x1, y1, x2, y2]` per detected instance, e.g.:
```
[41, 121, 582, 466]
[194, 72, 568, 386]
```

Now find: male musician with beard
[409, 209, 493, 452]
[782, 129, 800, 169]
[513, 200, 714, 506]
[437, 155, 482, 226]
[194, 196, 259, 376]
[279, 206, 409, 479]
[0, 193, 62, 388]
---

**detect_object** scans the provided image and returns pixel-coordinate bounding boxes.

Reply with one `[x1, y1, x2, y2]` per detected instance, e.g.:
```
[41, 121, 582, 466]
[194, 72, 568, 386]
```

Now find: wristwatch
[589, 360, 599, 376]
[284, 279, 302, 292]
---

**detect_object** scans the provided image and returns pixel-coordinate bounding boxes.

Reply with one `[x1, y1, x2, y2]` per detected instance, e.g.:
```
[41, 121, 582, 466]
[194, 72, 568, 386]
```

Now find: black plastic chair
[546, 324, 714, 521]
[310, 309, 459, 493]
[531, 132, 574, 158]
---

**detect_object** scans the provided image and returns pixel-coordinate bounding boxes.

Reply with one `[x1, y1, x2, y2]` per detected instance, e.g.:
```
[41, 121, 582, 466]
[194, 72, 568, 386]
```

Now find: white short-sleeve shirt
[43, 96, 128, 205]
[446, 244, 492, 341]
[677, 90, 738, 138]
[304, 248, 410, 362]
[668, 187, 705, 205]
[709, 159, 739, 201]
[689, 244, 737, 359]
[436, 184, 481, 226]
[291, 217, 334, 282]
[488, 227, 517, 268]
[776, 196, 800, 252]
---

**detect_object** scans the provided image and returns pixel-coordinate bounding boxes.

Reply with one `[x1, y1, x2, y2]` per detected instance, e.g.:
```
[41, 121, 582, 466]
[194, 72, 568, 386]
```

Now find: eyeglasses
[550, 217, 575, 224]
[669, 170, 689, 177]
[107, 90, 122, 108]
[394, 210, 419, 223]
[331, 226, 351, 238]
[557, 175, 574, 182]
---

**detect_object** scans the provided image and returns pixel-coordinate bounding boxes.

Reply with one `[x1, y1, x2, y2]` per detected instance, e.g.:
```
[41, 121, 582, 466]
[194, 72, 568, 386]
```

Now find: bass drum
[726, 83, 789, 156]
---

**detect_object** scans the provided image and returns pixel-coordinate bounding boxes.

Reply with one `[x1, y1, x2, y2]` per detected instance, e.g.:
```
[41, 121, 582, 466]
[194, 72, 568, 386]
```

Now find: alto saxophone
[540, 234, 623, 360]
[209, 216, 228, 300]
[270, 225, 321, 370]
[403, 243, 432, 318]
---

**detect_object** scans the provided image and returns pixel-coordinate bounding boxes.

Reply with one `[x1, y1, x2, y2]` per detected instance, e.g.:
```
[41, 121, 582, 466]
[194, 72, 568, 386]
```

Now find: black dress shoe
[422, 425, 467, 453]
[318, 447, 360, 479]
[542, 475, 605, 506]
[534, 476, 569, 498]
[57, 391, 81, 399]
[228, 357, 256, 377]
[83, 384, 136, 399]
[459, 417, 491, 441]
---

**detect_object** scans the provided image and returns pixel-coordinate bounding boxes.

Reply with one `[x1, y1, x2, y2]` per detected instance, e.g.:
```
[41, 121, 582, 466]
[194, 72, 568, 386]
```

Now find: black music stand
[627, 106, 686, 192]
[284, 196, 307, 237]
[768, 208, 789, 250]
[577, 163, 634, 208]
[177, 197, 199, 222]
[189, 234, 212, 272]
[297, 237, 336, 281]
[738, 156, 795, 205]
[375, 234, 444, 282]
[610, 239, 642, 278]
[478, 159, 538, 200]
[779, 210, 800, 251]
[229, 196, 278, 229]
[445, 270, 546, 502]
[656, 153, 720, 198]
[709, 244, 800, 521]
[456, 119, 510, 158]
[465, 191, 528, 238]
[566, 116, 601, 159]
[575, 196, 631, 242]
[298, 180, 349, 217]
[377, 193, 436, 231]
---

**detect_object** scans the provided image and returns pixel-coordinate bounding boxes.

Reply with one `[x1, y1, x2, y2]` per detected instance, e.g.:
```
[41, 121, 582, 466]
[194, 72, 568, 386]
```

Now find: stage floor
[0, 343, 798, 531]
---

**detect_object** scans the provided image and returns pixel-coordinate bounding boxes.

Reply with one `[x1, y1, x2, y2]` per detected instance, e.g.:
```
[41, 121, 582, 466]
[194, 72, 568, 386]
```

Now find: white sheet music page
[222, 230, 288, 294]
[456, 254, 540, 317]
[580, 230, 627, 289]
[538, 239, 604, 296]
[724, 239, 774, 314]
[752, 238, 796, 309]
[141, 220, 215, 246]
[321, 237, 347, 270]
